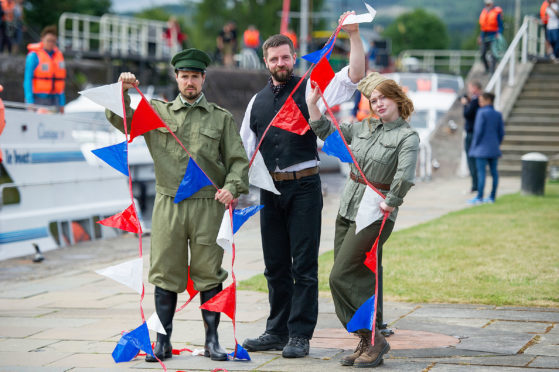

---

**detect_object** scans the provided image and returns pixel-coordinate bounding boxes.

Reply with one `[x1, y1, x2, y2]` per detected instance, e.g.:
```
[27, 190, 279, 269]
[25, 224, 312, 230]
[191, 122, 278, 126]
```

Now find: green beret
[171, 48, 211, 72]
[357, 72, 389, 98]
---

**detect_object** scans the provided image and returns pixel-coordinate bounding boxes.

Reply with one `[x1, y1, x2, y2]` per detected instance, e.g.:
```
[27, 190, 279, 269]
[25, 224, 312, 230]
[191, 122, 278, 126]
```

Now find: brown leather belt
[270, 166, 319, 181]
[350, 172, 391, 190]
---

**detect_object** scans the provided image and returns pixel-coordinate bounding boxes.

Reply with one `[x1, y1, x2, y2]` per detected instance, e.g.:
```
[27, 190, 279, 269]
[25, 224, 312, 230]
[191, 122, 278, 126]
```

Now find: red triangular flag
[270, 96, 310, 135]
[364, 246, 377, 273]
[310, 57, 335, 93]
[97, 204, 141, 233]
[129, 97, 166, 142]
[176, 265, 199, 312]
[199, 283, 236, 320]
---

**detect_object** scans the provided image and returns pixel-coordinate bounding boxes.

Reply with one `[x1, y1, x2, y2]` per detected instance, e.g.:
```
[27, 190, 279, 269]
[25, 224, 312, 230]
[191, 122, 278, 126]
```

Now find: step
[507, 116, 559, 125]
[501, 144, 559, 154]
[514, 99, 559, 108]
[532, 64, 559, 73]
[528, 75, 559, 82]
[505, 126, 559, 136]
[523, 83, 559, 91]
[520, 91, 559, 99]
[511, 107, 559, 116]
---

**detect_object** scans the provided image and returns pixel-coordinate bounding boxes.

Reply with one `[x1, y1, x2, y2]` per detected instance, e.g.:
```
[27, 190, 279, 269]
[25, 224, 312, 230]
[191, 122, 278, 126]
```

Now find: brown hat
[357, 72, 389, 98]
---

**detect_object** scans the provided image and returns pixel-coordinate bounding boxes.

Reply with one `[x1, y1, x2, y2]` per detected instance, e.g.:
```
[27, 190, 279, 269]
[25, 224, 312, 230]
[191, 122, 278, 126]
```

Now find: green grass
[239, 183, 559, 307]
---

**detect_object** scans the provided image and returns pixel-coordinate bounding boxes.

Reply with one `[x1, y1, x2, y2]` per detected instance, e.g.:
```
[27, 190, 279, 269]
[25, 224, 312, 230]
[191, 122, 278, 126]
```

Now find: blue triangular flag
[228, 343, 251, 361]
[302, 36, 336, 63]
[323, 130, 352, 163]
[174, 157, 213, 203]
[346, 295, 375, 333]
[91, 141, 129, 176]
[232, 205, 264, 234]
[112, 322, 154, 363]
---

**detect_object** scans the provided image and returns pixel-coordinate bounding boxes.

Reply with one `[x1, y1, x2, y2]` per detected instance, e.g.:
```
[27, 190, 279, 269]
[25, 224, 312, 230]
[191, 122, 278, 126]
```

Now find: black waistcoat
[250, 77, 318, 171]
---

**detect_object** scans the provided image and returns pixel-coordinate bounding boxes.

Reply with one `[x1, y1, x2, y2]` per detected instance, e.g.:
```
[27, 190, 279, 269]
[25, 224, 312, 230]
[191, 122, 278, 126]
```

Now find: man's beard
[183, 87, 201, 101]
[270, 66, 293, 83]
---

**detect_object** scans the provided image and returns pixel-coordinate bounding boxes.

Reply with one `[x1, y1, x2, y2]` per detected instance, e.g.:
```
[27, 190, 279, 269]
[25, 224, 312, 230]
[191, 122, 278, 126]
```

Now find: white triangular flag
[147, 311, 167, 335]
[249, 151, 280, 195]
[216, 210, 233, 255]
[79, 81, 125, 118]
[95, 257, 143, 294]
[342, 2, 376, 25]
[355, 186, 385, 234]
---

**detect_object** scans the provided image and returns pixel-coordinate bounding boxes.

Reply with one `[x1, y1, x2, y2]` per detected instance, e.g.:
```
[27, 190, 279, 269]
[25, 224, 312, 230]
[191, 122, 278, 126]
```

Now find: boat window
[49, 222, 61, 246]
[0, 164, 20, 206]
[409, 111, 429, 129]
[437, 77, 460, 94]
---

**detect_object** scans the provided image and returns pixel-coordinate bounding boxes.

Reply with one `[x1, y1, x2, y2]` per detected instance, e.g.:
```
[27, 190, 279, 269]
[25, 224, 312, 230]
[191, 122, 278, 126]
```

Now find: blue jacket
[469, 105, 504, 158]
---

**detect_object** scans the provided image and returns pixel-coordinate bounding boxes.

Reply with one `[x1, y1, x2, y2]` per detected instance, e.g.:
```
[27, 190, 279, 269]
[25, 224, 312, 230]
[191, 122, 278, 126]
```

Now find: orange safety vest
[479, 6, 503, 32]
[243, 29, 260, 48]
[541, 1, 549, 25]
[27, 43, 66, 95]
[282, 31, 298, 49]
[0, 0, 15, 22]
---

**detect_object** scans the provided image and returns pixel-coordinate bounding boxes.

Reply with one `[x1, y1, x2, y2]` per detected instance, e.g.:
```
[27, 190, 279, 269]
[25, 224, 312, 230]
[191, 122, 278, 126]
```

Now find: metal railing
[485, 16, 546, 109]
[398, 50, 480, 75]
[58, 12, 181, 60]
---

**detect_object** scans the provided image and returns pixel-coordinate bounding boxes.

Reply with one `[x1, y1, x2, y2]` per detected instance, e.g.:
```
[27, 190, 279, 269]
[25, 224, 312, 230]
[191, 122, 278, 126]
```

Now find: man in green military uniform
[106, 48, 249, 363]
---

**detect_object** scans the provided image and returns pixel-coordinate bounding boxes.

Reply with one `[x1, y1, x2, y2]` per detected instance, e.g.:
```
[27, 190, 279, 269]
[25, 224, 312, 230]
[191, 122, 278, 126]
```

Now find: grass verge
[239, 182, 559, 307]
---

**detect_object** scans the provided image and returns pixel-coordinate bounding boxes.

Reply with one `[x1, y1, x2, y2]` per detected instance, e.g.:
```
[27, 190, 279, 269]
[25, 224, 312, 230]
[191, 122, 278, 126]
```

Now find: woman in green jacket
[307, 72, 419, 368]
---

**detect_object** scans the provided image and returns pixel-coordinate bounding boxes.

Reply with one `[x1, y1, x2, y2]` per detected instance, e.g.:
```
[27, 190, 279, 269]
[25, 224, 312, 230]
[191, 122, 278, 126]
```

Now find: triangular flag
[216, 210, 233, 255]
[233, 205, 264, 234]
[346, 295, 375, 333]
[95, 257, 143, 294]
[302, 35, 336, 63]
[79, 82, 124, 118]
[249, 151, 280, 195]
[91, 141, 129, 176]
[146, 312, 167, 335]
[97, 204, 141, 234]
[322, 130, 352, 163]
[129, 97, 165, 142]
[175, 266, 199, 312]
[364, 248, 377, 273]
[342, 2, 377, 25]
[174, 158, 213, 203]
[310, 57, 335, 93]
[112, 322, 154, 362]
[355, 186, 385, 234]
[200, 283, 236, 320]
[229, 343, 251, 361]
[270, 96, 310, 135]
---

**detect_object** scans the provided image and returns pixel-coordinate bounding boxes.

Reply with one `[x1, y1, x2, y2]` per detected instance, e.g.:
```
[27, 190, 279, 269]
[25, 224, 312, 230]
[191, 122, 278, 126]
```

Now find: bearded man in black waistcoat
[239, 11, 365, 358]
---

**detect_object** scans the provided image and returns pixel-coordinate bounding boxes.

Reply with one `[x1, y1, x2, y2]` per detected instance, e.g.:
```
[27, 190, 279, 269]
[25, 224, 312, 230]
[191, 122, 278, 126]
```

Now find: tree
[383, 8, 449, 56]
[24, 0, 111, 36]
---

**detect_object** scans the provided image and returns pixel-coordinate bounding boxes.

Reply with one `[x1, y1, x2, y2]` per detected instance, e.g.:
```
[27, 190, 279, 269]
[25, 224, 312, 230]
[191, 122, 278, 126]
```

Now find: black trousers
[260, 173, 322, 339]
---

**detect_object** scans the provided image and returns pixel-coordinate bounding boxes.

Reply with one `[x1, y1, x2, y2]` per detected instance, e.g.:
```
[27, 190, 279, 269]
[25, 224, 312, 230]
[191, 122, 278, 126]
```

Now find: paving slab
[524, 334, 559, 357]
[429, 365, 558, 372]
[485, 320, 552, 334]
[528, 355, 559, 369]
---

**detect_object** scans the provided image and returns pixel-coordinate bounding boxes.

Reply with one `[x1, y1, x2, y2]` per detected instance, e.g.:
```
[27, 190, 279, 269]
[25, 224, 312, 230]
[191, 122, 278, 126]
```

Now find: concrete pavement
[1, 175, 558, 371]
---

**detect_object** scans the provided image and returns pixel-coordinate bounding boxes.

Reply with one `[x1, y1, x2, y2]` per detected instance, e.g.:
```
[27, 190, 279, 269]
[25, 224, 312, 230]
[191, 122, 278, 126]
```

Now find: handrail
[58, 12, 181, 60]
[398, 49, 480, 75]
[485, 16, 545, 109]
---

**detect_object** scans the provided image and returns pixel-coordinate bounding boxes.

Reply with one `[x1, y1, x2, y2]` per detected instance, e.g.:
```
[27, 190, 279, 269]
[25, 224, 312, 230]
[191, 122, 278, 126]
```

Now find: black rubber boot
[201, 284, 228, 361]
[146, 286, 177, 362]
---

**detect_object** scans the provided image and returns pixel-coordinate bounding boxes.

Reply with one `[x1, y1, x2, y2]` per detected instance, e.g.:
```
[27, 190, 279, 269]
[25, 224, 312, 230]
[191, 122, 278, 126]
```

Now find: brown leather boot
[353, 327, 390, 368]
[340, 331, 369, 366]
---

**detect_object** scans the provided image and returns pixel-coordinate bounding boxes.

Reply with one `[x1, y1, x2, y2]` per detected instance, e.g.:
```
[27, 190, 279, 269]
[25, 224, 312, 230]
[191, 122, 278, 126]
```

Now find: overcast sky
[111, 0, 187, 13]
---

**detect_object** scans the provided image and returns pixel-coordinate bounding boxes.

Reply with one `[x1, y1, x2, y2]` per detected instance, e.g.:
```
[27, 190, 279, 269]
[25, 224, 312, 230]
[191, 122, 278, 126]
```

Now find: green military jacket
[106, 92, 249, 199]
[310, 115, 419, 222]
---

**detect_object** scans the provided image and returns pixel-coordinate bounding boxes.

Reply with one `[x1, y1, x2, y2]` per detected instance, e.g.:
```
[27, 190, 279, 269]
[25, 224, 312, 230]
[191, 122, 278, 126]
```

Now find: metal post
[495, 77, 502, 110]
[300, 0, 309, 72]
[508, 49, 515, 86]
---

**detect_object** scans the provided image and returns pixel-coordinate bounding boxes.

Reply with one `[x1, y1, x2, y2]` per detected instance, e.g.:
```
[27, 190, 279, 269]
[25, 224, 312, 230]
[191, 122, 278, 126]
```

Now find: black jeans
[465, 132, 478, 191]
[260, 173, 322, 339]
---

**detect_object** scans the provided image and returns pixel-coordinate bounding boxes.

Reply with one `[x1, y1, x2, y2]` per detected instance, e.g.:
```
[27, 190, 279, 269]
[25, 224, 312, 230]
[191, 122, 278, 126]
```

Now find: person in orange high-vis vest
[541, 1, 553, 56]
[23, 25, 66, 113]
[479, 0, 503, 73]
[243, 25, 261, 51]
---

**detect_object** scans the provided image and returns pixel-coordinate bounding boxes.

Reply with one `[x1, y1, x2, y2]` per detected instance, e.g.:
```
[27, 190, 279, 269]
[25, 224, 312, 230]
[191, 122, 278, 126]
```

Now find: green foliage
[134, 7, 172, 22]
[23, 0, 111, 35]
[189, 0, 324, 58]
[383, 8, 450, 56]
